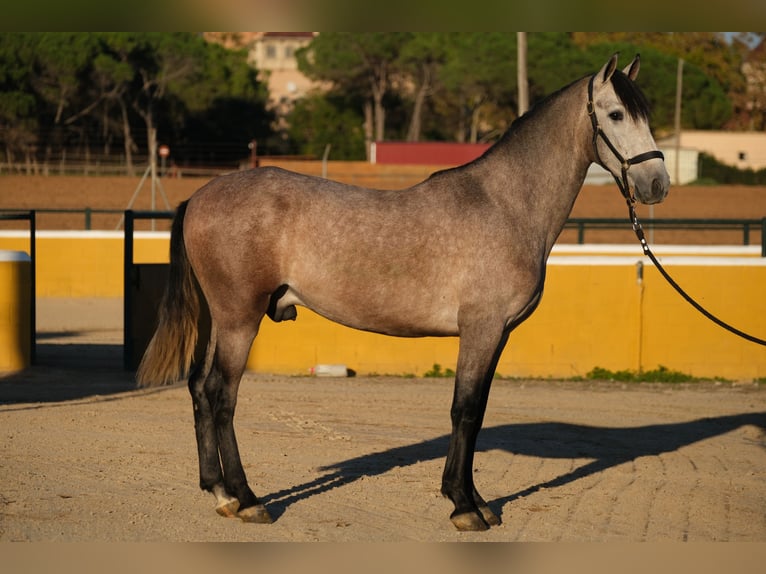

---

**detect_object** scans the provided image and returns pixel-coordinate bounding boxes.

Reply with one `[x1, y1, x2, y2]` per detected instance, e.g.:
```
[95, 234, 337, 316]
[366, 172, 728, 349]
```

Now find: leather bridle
[587, 74, 665, 203]
[586, 73, 766, 346]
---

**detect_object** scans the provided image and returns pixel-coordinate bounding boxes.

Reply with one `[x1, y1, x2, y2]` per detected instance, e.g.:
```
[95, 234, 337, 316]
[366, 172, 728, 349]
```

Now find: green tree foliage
[287, 94, 366, 160]
[94, 33, 271, 170]
[397, 33, 450, 142]
[573, 32, 742, 130]
[292, 32, 745, 154]
[1, 32, 757, 171]
[297, 33, 410, 144]
[698, 152, 766, 185]
[437, 32, 517, 142]
[0, 32, 271, 172]
[0, 34, 38, 163]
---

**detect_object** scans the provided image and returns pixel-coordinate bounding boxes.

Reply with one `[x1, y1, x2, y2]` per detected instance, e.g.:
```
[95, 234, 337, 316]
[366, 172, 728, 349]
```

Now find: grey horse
[138, 53, 669, 531]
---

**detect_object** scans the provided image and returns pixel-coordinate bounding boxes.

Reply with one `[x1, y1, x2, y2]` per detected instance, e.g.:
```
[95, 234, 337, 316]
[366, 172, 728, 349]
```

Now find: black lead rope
[588, 70, 765, 346]
[625, 198, 766, 346]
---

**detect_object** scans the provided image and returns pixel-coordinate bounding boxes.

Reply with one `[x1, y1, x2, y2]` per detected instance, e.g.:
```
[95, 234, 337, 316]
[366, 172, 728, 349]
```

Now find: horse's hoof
[478, 504, 501, 526]
[237, 504, 273, 524]
[450, 511, 489, 531]
[215, 498, 241, 518]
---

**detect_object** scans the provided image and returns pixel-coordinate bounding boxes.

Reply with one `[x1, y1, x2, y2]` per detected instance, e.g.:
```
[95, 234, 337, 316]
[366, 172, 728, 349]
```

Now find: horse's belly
[273, 284, 459, 337]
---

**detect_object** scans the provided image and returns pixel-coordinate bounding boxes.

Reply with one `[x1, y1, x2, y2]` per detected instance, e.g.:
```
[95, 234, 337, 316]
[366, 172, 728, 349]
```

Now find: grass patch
[583, 365, 709, 383]
[423, 363, 456, 378]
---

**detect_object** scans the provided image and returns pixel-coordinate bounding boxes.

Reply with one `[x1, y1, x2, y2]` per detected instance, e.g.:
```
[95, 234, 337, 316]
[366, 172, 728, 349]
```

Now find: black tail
[136, 201, 200, 387]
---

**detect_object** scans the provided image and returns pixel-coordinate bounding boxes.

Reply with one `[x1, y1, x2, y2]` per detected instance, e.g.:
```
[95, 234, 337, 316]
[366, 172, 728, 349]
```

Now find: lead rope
[589, 70, 765, 346]
[625, 197, 766, 346]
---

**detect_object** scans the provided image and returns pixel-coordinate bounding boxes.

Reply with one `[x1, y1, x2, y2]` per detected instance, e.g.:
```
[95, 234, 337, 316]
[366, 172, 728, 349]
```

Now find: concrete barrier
[0, 231, 168, 297]
[0, 251, 32, 372]
[248, 256, 766, 380]
[0, 231, 763, 380]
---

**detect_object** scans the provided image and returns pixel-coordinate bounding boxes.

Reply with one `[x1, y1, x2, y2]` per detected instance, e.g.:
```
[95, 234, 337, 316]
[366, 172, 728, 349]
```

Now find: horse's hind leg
[442, 321, 509, 531]
[188, 329, 239, 516]
[207, 323, 273, 523]
[189, 319, 272, 523]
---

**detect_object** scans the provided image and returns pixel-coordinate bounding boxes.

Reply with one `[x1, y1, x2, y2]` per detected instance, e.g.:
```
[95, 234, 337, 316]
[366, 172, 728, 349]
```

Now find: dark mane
[477, 69, 651, 163]
[611, 70, 651, 121]
[472, 76, 583, 162]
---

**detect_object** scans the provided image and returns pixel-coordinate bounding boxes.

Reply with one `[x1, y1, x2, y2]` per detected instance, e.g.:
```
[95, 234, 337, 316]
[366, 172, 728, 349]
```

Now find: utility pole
[517, 32, 529, 116]
[674, 58, 684, 185]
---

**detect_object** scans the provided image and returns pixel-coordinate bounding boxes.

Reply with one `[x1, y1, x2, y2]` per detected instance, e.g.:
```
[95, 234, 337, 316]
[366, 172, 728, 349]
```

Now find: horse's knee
[214, 405, 235, 427]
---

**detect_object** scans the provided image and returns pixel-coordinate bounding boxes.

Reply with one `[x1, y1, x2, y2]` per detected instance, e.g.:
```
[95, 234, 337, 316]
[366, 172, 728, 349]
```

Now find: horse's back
[181, 167, 472, 335]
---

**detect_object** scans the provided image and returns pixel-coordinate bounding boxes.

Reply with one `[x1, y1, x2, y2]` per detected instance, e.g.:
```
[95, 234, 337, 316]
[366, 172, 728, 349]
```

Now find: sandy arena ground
[1, 175, 765, 542]
[0, 297, 764, 542]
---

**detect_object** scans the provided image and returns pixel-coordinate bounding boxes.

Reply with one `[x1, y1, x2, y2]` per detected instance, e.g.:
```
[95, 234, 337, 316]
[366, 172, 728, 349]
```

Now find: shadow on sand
[0, 331, 135, 405]
[2, 336, 764, 527]
[259, 411, 766, 522]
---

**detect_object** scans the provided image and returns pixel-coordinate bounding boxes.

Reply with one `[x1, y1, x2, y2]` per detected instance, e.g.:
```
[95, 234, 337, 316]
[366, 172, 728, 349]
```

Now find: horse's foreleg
[212, 327, 273, 524]
[442, 323, 509, 531]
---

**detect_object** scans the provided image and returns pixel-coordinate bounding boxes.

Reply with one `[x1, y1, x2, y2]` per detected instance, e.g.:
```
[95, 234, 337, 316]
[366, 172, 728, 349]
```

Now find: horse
[137, 53, 670, 531]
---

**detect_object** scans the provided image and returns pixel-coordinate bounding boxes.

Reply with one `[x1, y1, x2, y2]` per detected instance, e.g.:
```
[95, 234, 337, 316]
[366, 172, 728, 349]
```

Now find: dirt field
[0, 298, 765, 542]
[1, 174, 765, 542]
[1, 173, 765, 244]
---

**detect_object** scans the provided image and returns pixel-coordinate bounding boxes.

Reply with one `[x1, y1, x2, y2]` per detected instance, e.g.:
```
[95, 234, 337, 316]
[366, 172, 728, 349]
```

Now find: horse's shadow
[260, 411, 766, 521]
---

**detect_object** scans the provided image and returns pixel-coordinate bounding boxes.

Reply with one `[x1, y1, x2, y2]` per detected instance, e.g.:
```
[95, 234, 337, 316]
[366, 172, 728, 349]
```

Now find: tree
[94, 33, 271, 171]
[397, 33, 449, 142]
[297, 32, 411, 156]
[32, 34, 102, 136]
[179, 41, 273, 164]
[0, 33, 272, 173]
[572, 33, 741, 130]
[0, 34, 38, 171]
[438, 33, 517, 142]
[286, 94, 366, 160]
[741, 35, 766, 130]
[90, 49, 138, 173]
[112, 34, 206, 178]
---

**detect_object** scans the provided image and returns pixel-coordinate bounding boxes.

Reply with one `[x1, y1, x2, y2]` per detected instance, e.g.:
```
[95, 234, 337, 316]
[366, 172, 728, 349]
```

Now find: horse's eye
[609, 111, 624, 121]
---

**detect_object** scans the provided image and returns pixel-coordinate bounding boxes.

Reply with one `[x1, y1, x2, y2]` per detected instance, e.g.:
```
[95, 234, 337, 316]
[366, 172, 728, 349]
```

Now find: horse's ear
[598, 53, 620, 84]
[623, 54, 640, 81]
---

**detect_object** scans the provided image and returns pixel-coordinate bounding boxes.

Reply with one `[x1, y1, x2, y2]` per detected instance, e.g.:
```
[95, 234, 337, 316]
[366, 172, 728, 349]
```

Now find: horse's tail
[136, 200, 200, 387]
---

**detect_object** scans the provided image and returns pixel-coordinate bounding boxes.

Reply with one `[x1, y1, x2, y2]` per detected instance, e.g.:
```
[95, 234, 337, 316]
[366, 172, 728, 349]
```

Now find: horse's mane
[424, 67, 652, 182]
[477, 69, 651, 162]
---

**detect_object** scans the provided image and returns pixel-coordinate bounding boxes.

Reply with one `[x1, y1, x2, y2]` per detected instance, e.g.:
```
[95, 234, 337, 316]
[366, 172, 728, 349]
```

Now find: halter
[586, 73, 766, 347]
[587, 74, 665, 203]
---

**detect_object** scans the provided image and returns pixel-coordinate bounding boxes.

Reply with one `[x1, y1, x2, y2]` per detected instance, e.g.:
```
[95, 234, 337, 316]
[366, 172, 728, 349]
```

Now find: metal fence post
[762, 217, 766, 257]
[123, 210, 134, 370]
[122, 209, 174, 370]
[29, 210, 36, 364]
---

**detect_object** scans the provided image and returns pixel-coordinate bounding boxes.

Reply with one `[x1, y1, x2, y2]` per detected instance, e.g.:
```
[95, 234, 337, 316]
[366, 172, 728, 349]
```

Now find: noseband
[587, 74, 664, 202]
[587, 73, 766, 346]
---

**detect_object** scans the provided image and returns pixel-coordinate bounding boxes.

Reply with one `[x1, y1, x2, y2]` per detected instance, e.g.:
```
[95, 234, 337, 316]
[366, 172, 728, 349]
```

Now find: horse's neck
[476, 80, 593, 252]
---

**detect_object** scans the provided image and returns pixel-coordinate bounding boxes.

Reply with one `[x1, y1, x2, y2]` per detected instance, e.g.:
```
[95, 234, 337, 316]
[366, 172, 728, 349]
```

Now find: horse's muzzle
[634, 168, 670, 205]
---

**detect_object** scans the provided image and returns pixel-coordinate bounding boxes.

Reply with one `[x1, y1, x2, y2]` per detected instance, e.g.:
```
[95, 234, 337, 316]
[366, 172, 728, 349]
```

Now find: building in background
[247, 32, 317, 120]
[204, 32, 319, 125]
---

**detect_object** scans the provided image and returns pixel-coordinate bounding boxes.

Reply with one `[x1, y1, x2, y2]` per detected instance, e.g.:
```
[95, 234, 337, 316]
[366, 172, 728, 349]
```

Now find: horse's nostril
[652, 178, 665, 197]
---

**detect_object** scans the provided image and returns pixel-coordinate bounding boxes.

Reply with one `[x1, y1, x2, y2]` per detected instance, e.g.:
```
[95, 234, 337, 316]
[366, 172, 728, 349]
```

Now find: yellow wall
[0, 232, 763, 380]
[0, 231, 169, 297]
[249, 259, 766, 381]
[0, 252, 32, 372]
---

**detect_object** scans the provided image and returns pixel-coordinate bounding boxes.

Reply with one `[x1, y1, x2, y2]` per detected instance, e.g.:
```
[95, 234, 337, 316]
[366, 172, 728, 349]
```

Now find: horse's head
[588, 53, 670, 205]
